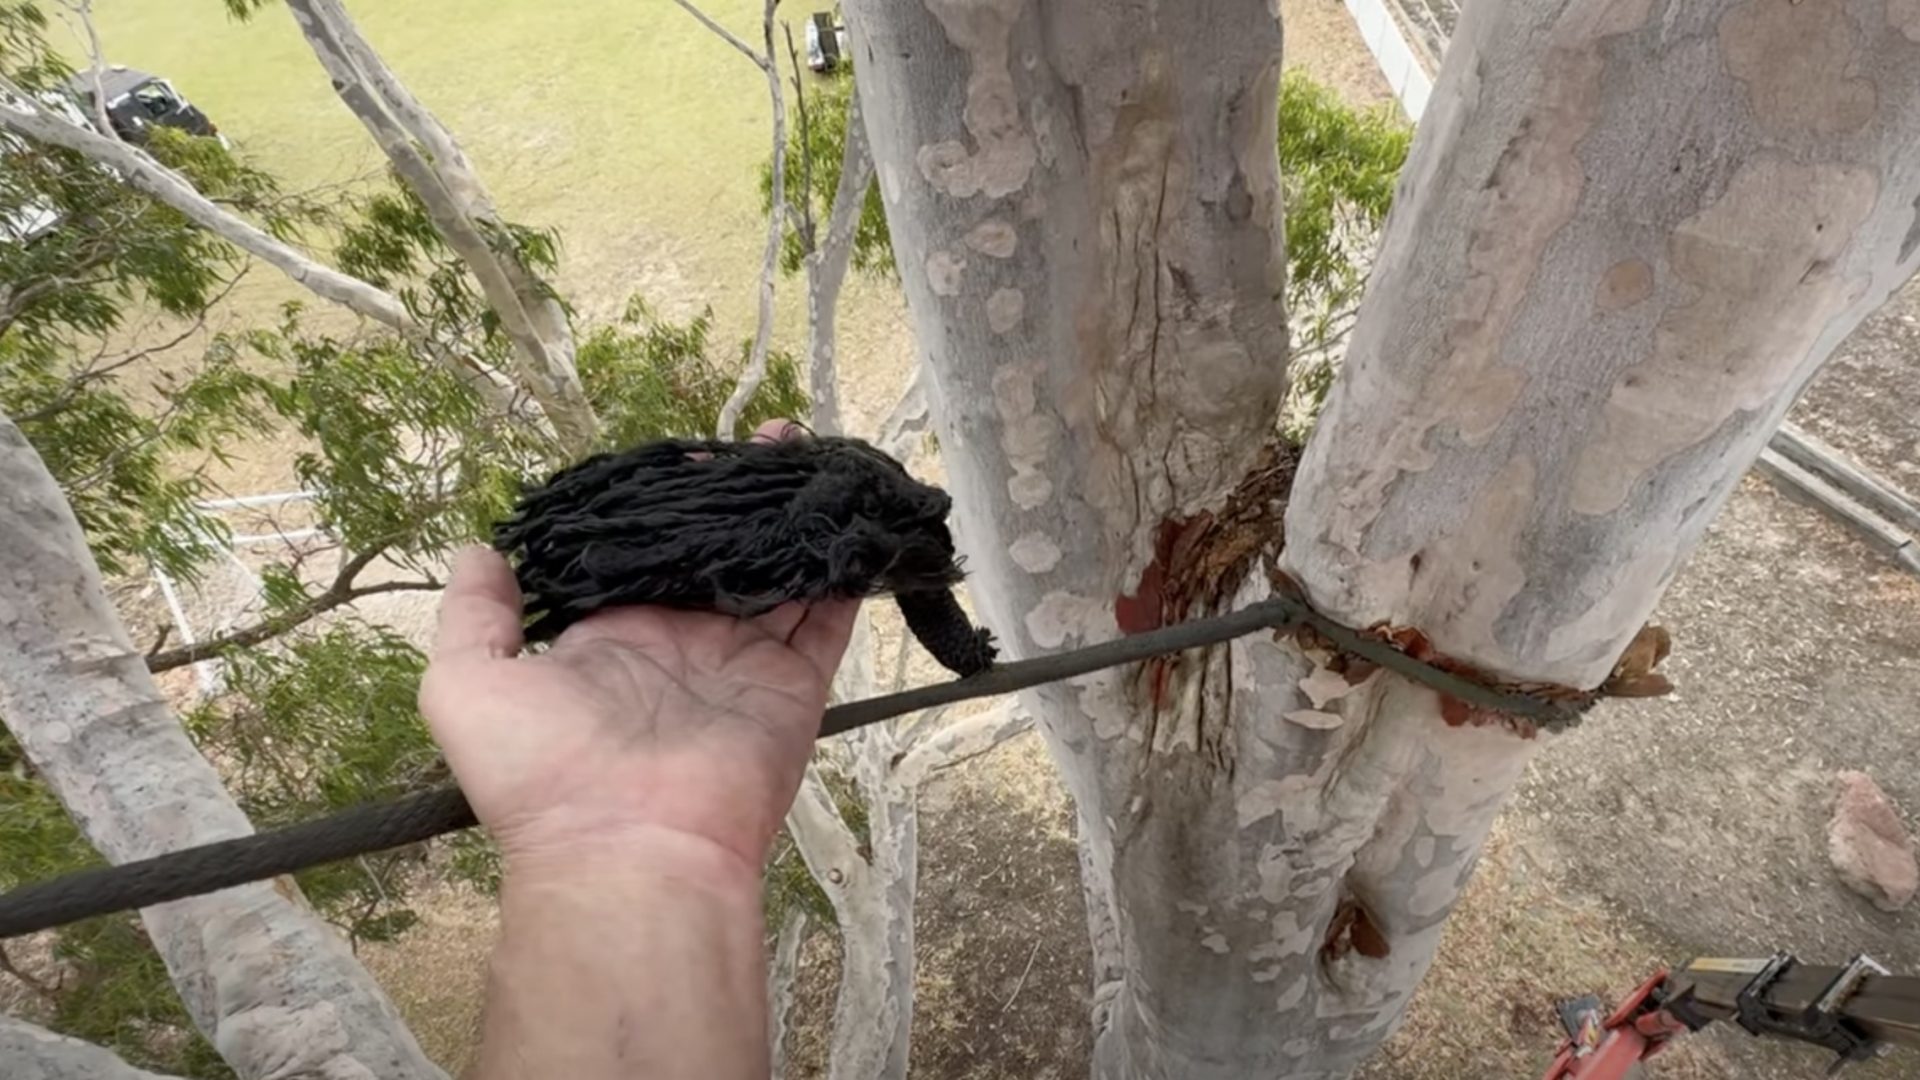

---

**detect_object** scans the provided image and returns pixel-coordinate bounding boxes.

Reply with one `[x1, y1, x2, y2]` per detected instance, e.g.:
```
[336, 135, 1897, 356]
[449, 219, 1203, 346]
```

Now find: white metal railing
[151, 489, 324, 696]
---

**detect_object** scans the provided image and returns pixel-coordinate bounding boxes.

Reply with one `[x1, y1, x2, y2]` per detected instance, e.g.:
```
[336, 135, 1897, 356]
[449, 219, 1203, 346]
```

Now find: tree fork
[846, 0, 1920, 1075]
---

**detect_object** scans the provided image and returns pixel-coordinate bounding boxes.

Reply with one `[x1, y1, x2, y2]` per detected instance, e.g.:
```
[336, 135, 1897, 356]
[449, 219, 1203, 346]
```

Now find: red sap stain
[1114, 559, 1165, 634]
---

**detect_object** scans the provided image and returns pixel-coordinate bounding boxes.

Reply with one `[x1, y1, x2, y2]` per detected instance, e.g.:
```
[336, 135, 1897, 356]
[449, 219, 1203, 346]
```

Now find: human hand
[418, 545, 857, 875]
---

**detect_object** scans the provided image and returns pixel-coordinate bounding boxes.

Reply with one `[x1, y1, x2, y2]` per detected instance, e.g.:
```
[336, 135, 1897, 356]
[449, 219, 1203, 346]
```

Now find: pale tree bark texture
[2, 1014, 186, 1080]
[0, 414, 444, 1080]
[847, 0, 1920, 1076]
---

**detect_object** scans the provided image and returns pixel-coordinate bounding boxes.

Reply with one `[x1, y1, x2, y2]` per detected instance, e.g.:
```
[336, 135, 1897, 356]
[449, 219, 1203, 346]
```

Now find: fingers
[431, 546, 527, 662]
[753, 418, 805, 444]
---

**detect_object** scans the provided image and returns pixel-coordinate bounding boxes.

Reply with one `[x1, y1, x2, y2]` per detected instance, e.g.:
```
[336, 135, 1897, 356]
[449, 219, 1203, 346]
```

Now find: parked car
[805, 12, 847, 72]
[2, 88, 97, 244]
[66, 66, 222, 145]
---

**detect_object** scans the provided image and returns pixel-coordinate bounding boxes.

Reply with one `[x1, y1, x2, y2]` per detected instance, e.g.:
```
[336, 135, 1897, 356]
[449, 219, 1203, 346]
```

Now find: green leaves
[1277, 70, 1411, 297]
[759, 65, 893, 278]
[578, 296, 810, 447]
[188, 624, 454, 943]
[1276, 71, 1413, 440]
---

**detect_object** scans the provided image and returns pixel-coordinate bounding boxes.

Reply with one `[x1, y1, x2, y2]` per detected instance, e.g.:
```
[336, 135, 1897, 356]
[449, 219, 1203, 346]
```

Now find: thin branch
[669, 0, 771, 69]
[711, 0, 786, 438]
[15, 268, 248, 425]
[145, 546, 442, 672]
[783, 21, 816, 253]
[56, 0, 118, 140]
[0, 76, 514, 414]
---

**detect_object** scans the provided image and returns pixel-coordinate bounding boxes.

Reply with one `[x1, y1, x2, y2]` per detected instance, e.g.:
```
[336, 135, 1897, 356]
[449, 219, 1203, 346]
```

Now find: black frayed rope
[0, 438, 1596, 940]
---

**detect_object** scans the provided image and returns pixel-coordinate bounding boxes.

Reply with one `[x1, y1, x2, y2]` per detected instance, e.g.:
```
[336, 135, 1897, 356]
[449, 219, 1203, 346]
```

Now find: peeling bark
[0, 1014, 186, 1080]
[848, 0, 1920, 1075]
[284, 0, 598, 454]
[0, 414, 443, 1080]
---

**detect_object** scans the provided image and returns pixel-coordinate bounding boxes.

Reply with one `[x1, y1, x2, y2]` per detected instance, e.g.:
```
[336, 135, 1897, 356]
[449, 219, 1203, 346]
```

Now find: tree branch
[0, 412, 444, 1079]
[281, 0, 596, 454]
[668, 0, 770, 69]
[785, 766, 866, 903]
[797, 74, 874, 437]
[0, 1014, 187, 1080]
[783, 21, 817, 252]
[55, 0, 117, 140]
[0, 78, 515, 415]
[145, 545, 441, 673]
[708, 0, 786, 438]
[891, 703, 1030, 789]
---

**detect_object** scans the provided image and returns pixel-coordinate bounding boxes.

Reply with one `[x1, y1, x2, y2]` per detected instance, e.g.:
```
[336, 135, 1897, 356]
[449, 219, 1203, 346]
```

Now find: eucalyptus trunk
[845, 0, 1920, 1074]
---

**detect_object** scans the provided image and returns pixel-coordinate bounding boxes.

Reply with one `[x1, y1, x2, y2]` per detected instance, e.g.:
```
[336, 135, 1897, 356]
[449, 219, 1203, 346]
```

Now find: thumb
[432, 546, 527, 662]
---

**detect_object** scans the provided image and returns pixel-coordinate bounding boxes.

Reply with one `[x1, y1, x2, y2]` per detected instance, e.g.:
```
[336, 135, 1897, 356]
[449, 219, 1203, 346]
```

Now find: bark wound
[1720, 0, 1877, 137]
[1112, 443, 1297, 728]
[1321, 895, 1391, 962]
[1570, 158, 1876, 515]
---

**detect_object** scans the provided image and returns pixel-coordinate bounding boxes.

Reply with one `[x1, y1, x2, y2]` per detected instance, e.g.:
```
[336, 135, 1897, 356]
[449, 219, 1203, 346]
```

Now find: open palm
[419, 546, 857, 869]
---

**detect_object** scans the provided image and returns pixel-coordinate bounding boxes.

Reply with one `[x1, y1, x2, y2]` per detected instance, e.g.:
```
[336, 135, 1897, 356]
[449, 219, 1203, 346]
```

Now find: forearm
[467, 830, 771, 1080]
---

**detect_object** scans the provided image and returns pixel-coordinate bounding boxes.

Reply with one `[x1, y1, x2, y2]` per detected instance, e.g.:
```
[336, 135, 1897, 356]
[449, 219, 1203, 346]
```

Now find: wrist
[500, 823, 766, 903]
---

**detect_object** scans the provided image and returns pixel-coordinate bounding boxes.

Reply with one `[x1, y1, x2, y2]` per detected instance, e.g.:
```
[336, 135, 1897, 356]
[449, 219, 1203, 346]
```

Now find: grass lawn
[94, 0, 806, 321]
[82, 0, 920, 493]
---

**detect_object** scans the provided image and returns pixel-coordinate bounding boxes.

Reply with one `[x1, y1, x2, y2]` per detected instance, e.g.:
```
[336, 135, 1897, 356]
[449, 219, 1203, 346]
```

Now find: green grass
[86, 0, 833, 337]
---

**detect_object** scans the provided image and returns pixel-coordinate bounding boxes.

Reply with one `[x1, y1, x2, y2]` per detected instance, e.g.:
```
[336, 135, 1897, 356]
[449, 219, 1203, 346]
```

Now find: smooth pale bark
[0, 1015, 186, 1080]
[848, 0, 1920, 1076]
[0, 414, 444, 1080]
[0, 87, 515, 414]
[800, 80, 878, 436]
[285, 0, 599, 454]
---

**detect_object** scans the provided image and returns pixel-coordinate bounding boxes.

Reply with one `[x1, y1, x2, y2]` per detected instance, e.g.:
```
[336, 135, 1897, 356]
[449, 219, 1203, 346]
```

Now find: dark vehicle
[805, 12, 846, 72]
[66, 66, 221, 144]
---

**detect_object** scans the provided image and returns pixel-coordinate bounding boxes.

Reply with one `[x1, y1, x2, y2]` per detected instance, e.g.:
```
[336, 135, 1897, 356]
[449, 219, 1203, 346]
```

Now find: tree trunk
[0, 413, 444, 1080]
[786, 751, 919, 1080]
[1, 1015, 187, 1080]
[847, 0, 1920, 1075]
